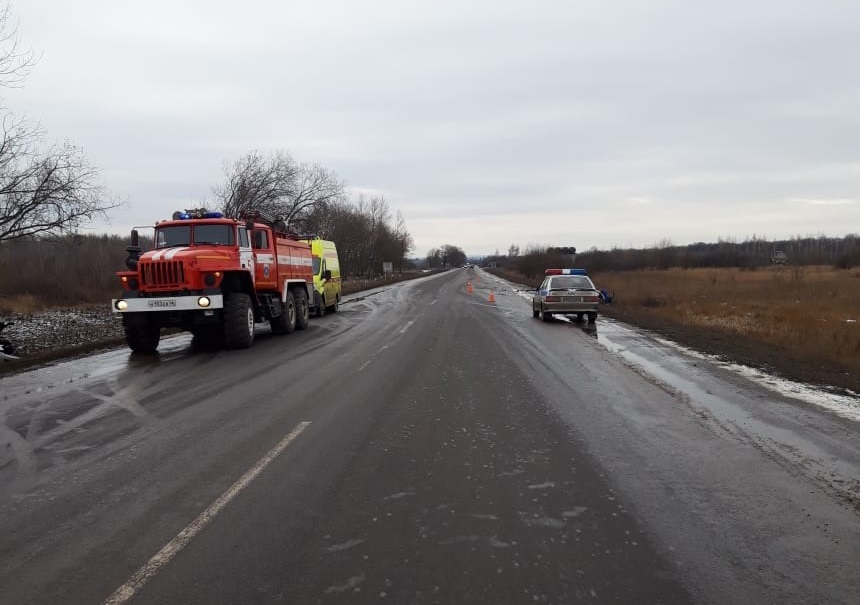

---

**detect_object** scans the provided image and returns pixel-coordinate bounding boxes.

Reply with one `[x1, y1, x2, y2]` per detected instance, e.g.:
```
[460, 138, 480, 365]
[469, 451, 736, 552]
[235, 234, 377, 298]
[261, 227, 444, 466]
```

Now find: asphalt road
[0, 268, 858, 605]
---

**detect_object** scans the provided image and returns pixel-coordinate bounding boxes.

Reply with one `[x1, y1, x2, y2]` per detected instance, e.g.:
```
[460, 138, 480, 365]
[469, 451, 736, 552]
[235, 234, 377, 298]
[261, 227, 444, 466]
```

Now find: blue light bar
[173, 209, 224, 220]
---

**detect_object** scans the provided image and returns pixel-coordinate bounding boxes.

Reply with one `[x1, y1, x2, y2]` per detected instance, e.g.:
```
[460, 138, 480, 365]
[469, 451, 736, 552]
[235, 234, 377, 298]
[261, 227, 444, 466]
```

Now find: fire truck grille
[141, 261, 185, 287]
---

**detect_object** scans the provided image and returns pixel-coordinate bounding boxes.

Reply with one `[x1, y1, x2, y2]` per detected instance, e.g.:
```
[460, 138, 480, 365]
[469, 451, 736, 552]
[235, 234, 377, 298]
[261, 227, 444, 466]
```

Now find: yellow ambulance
[302, 238, 341, 316]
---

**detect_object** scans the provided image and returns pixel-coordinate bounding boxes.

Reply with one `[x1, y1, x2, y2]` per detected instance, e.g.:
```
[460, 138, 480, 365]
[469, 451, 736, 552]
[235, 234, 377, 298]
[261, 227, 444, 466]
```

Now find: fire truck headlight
[204, 274, 216, 286]
[197, 296, 211, 308]
[115, 300, 128, 311]
[128, 278, 139, 290]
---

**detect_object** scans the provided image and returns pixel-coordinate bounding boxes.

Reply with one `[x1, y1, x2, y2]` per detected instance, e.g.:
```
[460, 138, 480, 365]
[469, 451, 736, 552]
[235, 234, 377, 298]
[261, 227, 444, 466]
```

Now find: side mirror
[126, 229, 142, 270]
[323, 270, 332, 280]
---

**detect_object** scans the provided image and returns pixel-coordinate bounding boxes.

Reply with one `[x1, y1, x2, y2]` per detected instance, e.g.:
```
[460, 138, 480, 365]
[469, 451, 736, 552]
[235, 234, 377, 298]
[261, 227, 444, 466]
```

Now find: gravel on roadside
[1, 306, 125, 371]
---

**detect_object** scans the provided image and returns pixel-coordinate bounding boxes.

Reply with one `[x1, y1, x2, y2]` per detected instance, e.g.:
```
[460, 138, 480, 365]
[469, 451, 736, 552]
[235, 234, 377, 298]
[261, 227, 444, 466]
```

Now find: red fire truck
[111, 209, 314, 352]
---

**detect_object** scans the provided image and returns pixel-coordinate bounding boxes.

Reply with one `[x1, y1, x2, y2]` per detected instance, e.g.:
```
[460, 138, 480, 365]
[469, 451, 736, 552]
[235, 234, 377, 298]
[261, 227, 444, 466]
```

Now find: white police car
[532, 269, 600, 323]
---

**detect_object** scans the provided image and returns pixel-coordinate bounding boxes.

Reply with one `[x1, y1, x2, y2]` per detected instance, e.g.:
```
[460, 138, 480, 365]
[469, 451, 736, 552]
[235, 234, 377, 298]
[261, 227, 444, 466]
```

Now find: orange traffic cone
[467, 282, 473, 294]
[488, 291, 496, 303]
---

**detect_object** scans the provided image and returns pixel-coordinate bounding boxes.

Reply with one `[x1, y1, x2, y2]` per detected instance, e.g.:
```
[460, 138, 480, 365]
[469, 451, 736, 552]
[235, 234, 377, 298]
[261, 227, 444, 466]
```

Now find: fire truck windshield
[193, 224, 234, 246]
[155, 224, 234, 248]
[155, 226, 190, 248]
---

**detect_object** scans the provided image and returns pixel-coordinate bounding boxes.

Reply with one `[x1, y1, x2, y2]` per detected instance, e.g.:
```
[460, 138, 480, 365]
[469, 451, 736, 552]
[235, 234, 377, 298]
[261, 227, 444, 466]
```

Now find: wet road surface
[0, 268, 858, 604]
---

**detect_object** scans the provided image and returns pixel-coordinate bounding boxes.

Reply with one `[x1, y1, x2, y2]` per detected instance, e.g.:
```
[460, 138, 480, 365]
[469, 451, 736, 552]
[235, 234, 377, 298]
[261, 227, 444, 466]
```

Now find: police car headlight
[197, 296, 211, 308]
[115, 300, 128, 311]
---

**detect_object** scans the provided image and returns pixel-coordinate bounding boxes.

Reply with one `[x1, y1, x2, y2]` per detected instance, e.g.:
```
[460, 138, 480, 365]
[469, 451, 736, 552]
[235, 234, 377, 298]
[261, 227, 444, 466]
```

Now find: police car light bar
[545, 268, 587, 276]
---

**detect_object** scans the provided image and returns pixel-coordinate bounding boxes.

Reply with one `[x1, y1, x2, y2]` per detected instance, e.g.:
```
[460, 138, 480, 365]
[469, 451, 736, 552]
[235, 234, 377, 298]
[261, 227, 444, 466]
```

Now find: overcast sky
[7, 0, 860, 256]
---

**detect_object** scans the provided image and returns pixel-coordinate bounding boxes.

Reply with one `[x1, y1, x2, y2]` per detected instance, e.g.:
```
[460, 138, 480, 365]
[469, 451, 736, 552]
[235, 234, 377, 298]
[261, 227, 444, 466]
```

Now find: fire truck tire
[224, 292, 255, 348]
[315, 292, 326, 317]
[293, 289, 309, 330]
[125, 320, 160, 353]
[270, 296, 296, 335]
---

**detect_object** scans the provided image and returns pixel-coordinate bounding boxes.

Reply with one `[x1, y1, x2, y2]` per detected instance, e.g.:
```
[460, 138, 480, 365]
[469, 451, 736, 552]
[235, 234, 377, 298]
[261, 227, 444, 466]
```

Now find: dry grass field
[591, 266, 859, 392]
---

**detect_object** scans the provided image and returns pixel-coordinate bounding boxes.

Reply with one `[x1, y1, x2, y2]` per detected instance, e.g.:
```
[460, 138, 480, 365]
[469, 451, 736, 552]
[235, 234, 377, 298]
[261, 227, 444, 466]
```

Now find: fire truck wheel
[124, 320, 160, 353]
[293, 289, 309, 330]
[224, 292, 255, 348]
[271, 295, 297, 335]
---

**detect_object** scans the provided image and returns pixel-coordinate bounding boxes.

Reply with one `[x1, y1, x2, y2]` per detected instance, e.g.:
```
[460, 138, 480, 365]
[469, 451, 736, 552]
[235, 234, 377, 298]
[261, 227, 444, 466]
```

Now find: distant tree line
[0, 234, 127, 303]
[425, 244, 467, 269]
[488, 235, 861, 281]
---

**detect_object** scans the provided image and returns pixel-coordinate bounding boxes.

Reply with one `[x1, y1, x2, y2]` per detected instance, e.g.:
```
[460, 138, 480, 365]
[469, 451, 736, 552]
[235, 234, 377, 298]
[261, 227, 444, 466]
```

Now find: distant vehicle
[532, 269, 601, 323]
[770, 250, 789, 265]
[301, 237, 341, 316]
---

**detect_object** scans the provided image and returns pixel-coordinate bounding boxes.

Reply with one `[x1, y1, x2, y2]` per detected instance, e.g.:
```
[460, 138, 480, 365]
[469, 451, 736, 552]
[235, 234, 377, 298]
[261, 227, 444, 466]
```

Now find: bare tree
[216, 150, 297, 221]
[0, 3, 116, 243]
[0, 3, 37, 88]
[215, 150, 343, 230]
[289, 163, 343, 228]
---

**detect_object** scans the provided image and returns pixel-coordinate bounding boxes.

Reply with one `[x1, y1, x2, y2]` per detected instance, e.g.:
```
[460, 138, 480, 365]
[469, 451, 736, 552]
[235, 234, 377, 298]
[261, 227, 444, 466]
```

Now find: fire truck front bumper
[112, 294, 224, 313]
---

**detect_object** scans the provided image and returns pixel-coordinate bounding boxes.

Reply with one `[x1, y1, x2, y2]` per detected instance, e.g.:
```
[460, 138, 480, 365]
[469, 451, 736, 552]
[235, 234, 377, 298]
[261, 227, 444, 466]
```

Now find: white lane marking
[430, 299, 438, 305]
[357, 344, 391, 372]
[398, 320, 416, 335]
[103, 421, 311, 605]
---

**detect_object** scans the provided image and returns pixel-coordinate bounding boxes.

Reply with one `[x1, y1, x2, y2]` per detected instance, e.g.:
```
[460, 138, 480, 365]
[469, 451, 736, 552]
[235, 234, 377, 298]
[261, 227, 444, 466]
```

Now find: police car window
[550, 276, 592, 289]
